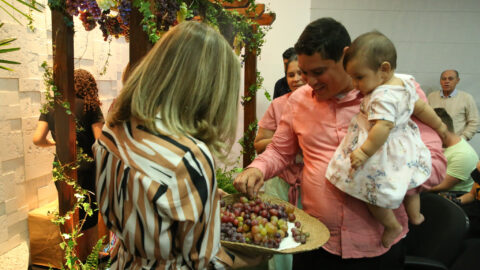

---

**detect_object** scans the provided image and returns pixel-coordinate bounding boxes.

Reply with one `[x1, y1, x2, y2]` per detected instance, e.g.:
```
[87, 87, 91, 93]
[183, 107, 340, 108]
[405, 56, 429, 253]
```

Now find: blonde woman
[94, 21, 263, 269]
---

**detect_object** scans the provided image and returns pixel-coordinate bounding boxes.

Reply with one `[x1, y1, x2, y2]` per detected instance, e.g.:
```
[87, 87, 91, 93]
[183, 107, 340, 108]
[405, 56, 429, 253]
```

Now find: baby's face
[345, 57, 383, 95]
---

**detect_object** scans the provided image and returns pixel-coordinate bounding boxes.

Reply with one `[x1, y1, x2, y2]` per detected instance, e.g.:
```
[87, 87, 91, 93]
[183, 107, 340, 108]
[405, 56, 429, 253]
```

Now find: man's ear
[380, 61, 392, 72]
[343, 46, 350, 55]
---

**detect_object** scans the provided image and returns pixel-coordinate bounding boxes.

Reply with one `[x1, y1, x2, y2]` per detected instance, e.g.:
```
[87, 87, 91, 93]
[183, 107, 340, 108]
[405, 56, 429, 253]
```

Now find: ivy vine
[40, 62, 110, 269]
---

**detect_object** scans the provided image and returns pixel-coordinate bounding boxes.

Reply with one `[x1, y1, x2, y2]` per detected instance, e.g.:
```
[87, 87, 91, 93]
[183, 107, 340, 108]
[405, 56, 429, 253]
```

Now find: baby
[326, 31, 447, 248]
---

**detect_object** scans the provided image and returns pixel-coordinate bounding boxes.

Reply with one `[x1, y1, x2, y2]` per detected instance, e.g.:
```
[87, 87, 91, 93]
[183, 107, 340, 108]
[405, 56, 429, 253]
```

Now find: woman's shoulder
[135, 119, 214, 165]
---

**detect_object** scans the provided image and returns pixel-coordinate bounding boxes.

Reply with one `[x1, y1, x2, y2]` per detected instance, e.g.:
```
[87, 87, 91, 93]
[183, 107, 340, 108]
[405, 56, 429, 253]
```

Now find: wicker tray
[220, 193, 330, 254]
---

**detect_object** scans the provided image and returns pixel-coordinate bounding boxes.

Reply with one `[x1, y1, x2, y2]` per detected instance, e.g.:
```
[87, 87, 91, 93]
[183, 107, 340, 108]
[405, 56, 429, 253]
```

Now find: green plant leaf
[16, 0, 45, 12]
[0, 38, 17, 46]
[0, 47, 20, 53]
[0, 59, 21, 64]
[0, 65, 13, 71]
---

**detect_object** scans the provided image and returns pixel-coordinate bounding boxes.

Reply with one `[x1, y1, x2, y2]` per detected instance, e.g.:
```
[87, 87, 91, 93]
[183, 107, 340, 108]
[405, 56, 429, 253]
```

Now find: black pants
[461, 201, 480, 238]
[77, 169, 98, 230]
[293, 239, 405, 270]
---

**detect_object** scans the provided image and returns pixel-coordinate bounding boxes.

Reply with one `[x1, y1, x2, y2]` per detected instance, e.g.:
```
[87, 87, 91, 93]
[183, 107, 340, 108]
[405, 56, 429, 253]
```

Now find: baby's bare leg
[403, 193, 425, 225]
[367, 203, 403, 248]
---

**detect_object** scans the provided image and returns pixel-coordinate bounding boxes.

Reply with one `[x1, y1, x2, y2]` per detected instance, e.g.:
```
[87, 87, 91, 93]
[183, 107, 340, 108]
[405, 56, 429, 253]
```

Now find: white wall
[309, 0, 480, 152]
[225, 0, 311, 167]
[256, 0, 311, 121]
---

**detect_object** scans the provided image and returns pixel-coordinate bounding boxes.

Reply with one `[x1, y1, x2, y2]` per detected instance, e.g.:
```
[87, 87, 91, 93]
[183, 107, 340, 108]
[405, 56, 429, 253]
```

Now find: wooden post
[243, 25, 257, 167]
[51, 10, 77, 233]
[129, 6, 153, 67]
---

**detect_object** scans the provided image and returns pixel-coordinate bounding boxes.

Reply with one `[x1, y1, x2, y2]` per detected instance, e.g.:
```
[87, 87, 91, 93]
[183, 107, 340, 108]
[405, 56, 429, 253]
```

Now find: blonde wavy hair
[108, 21, 241, 159]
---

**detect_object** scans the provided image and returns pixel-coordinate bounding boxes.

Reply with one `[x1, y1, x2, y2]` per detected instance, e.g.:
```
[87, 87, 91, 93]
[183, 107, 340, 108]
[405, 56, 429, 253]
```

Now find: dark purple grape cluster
[66, 0, 81, 16]
[98, 10, 111, 41]
[154, 0, 180, 31]
[79, 0, 102, 20]
[118, 0, 131, 26]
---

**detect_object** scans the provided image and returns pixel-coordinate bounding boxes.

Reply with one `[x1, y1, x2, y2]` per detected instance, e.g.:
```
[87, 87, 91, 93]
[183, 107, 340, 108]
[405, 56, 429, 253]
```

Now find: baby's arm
[413, 99, 447, 140]
[351, 120, 394, 169]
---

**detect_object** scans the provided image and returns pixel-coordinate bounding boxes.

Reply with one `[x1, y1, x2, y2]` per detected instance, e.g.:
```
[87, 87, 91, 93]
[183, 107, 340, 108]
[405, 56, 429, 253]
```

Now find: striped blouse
[93, 117, 233, 269]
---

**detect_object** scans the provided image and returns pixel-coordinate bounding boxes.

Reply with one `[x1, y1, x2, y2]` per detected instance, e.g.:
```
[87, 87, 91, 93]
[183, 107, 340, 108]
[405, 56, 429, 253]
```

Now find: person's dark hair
[74, 69, 101, 112]
[294, 17, 351, 62]
[434, 108, 454, 132]
[343, 31, 397, 70]
[284, 54, 298, 76]
[282, 47, 295, 60]
[441, 70, 459, 79]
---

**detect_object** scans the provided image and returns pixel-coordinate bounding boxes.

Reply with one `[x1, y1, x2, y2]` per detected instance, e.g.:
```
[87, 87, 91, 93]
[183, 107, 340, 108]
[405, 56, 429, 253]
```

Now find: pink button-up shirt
[250, 80, 446, 258]
[258, 93, 303, 206]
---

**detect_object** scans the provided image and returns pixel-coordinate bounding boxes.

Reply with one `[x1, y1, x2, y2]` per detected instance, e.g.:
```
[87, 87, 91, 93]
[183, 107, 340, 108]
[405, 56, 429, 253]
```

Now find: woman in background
[33, 69, 104, 261]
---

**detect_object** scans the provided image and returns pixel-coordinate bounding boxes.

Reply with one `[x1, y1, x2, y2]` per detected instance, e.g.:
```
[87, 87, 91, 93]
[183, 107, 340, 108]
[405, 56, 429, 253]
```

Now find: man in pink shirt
[234, 18, 446, 270]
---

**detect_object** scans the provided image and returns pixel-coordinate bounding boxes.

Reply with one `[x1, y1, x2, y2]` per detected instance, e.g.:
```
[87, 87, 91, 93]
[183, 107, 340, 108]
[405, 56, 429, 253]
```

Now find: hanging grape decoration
[154, 0, 180, 31]
[62, 0, 193, 42]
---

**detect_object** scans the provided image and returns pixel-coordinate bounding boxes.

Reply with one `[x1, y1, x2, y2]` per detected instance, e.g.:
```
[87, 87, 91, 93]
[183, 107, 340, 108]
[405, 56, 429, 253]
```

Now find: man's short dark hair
[434, 108, 454, 132]
[294, 17, 351, 62]
[282, 47, 295, 60]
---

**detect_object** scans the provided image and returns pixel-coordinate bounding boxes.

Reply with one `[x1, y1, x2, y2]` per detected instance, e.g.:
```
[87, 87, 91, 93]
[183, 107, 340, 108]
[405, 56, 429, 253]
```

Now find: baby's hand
[350, 148, 369, 169]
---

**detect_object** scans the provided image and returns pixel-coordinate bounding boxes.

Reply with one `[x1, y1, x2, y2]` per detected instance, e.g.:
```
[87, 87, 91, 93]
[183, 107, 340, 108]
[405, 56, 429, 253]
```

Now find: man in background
[428, 70, 479, 140]
[273, 47, 296, 99]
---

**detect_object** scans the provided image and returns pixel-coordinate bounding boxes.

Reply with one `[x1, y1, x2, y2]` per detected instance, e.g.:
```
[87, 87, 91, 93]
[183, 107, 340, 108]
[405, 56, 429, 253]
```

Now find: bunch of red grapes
[79, 11, 96, 31]
[98, 11, 129, 41]
[220, 196, 309, 249]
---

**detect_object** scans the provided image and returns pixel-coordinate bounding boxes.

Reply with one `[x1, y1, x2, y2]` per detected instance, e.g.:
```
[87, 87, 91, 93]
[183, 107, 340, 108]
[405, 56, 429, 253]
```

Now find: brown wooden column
[51, 10, 76, 233]
[243, 26, 257, 167]
[129, 6, 153, 68]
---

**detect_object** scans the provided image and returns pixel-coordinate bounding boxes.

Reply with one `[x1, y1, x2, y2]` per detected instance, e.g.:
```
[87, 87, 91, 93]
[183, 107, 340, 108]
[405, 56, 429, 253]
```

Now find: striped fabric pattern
[93, 118, 232, 269]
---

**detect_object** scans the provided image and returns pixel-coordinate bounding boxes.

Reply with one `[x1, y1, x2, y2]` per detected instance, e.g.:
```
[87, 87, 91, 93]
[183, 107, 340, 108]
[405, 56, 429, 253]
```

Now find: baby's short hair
[344, 31, 397, 70]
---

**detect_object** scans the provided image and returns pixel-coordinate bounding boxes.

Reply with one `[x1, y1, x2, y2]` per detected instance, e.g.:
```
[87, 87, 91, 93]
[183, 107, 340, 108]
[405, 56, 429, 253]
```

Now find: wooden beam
[129, 6, 153, 67]
[209, 0, 250, 8]
[254, 12, 275, 26]
[51, 9, 76, 234]
[243, 25, 257, 167]
[236, 4, 265, 18]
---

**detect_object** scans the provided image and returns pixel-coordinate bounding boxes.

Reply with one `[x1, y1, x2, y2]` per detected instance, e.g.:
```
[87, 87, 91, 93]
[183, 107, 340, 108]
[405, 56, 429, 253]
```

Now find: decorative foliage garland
[47, 0, 269, 59]
[40, 61, 71, 115]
